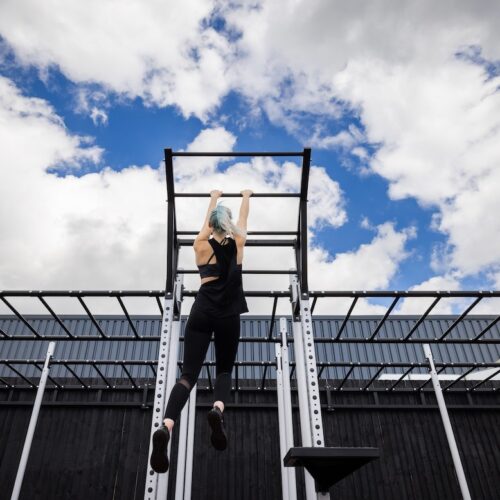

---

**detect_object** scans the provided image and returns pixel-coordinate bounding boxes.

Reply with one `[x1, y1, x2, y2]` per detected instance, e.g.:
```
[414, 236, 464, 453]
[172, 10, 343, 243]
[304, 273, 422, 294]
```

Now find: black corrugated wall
[1, 390, 499, 500]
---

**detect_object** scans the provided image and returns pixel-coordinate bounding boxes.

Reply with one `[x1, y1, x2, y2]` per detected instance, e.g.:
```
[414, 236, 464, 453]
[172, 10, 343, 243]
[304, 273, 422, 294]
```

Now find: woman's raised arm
[235, 189, 252, 244]
[193, 190, 222, 248]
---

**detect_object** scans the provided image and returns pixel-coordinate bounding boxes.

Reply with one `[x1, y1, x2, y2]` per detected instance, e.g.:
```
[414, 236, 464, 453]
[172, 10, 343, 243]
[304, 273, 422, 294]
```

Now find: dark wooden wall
[0, 390, 499, 500]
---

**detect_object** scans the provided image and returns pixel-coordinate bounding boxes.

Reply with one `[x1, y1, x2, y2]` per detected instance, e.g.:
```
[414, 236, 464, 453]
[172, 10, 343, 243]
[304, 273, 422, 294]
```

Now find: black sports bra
[197, 251, 220, 278]
[196, 237, 228, 278]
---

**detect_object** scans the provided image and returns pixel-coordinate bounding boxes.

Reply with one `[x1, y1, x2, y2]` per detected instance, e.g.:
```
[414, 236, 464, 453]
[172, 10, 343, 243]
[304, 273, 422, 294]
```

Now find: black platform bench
[284, 446, 380, 493]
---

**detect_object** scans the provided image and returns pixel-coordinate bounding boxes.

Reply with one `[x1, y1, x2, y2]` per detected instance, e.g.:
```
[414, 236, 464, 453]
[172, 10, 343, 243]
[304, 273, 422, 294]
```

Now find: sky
[0, 0, 499, 316]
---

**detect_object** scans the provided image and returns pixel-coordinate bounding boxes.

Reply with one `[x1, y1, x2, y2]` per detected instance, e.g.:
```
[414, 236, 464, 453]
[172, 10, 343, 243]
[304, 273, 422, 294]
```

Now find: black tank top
[194, 236, 249, 317]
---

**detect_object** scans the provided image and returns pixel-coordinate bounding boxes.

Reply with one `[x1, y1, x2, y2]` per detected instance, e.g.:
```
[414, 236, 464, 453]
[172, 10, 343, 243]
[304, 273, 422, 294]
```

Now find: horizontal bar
[1, 290, 499, 298]
[1, 360, 499, 369]
[178, 239, 296, 247]
[182, 290, 291, 297]
[170, 152, 304, 157]
[175, 193, 299, 197]
[177, 231, 299, 235]
[0, 334, 499, 344]
[1, 399, 498, 410]
[178, 269, 296, 274]
[308, 291, 500, 298]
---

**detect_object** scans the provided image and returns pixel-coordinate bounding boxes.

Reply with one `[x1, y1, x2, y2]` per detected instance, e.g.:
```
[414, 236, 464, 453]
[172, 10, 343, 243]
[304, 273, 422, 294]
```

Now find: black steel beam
[62, 363, 88, 388]
[417, 366, 447, 390]
[298, 147, 311, 294]
[442, 367, 476, 391]
[178, 238, 296, 247]
[176, 193, 299, 197]
[368, 297, 400, 340]
[438, 297, 482, 341]
[469, 368, 500, 390]
[171, 152, 304, 157]
[0, 296, 41, 338]
[116, 296, 140, 339]
[361, 367, 385, 391]
[2, 290, 499, 298]
[336, 366, 355, 390]
[335, 297, 358, 340]
[268, 297, 278, 339]
[177, 231, 299, 235]
[388, 366, 414, 391]
[165, 147, 176, 295]
[77, 297, 108, 338]
[37, 295, 76, 339]
[403, 297, 441, 340]
[178, 269, 296, 274]
[474, 315, 500, 340]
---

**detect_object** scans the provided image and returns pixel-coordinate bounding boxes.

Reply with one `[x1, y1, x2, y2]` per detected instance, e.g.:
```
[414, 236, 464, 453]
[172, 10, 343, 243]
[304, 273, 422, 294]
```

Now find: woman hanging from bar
[150, 188, 252, 473]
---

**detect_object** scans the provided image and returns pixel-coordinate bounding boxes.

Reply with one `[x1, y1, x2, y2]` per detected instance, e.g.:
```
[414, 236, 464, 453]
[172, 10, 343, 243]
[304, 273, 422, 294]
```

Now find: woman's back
[194, 236, 248, 317]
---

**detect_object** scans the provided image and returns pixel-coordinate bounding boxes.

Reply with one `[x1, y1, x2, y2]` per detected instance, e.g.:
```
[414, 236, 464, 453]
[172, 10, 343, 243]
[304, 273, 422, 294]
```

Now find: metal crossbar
[2, 360, 497, 392]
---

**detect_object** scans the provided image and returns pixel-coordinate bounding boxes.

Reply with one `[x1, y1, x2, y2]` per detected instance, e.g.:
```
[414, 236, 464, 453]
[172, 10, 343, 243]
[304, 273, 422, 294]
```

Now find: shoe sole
[207, 408, 227, 450]
[150, 428, 170, 473]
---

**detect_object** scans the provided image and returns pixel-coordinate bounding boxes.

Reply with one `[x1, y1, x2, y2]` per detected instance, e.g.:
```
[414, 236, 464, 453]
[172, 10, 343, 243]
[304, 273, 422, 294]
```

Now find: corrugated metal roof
[0, 315, 499, 382]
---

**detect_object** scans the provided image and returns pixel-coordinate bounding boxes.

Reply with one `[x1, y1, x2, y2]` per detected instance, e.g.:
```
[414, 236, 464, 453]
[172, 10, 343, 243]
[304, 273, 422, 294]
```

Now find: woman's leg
[163, 305, 212, 431]
[212, 314, 241, 412]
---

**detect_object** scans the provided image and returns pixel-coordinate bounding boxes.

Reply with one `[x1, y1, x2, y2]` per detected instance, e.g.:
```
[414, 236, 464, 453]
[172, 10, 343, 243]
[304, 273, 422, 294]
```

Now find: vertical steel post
[184, 383, 197, 500]
[165, 148, 176, 296]
[423, 344, 472, 500]
[145, 274, 183, 500]
[275, 343, 290, 500]
[175, 389, 189, 500]
[290, 275, 329, 499]
[279, 317, 297, 500]
[11, 341, 56, 500]
[298, 148, 311, 295]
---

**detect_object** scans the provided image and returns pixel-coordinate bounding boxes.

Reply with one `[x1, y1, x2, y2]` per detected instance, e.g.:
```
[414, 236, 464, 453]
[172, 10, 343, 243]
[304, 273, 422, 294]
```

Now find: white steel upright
[275, 317, 297, 500]
[11, 341, 56, 500]
[289, 274, 329, 500]
[423, 344, 472, 500]
[145, 274, 184, 500]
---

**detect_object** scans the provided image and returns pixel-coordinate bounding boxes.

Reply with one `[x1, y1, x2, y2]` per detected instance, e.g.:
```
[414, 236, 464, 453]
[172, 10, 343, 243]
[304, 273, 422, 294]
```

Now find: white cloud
[307, 222, 415, 315]
[0, 0, 231, 120]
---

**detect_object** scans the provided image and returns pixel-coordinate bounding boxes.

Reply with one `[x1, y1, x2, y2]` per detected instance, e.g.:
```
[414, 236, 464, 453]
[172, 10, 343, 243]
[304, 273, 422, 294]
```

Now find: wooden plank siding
[0, 389, 498, 500]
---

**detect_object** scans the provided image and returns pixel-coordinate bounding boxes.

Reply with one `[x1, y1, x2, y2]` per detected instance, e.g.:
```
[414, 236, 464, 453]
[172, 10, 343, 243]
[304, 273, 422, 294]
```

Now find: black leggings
[163, 304, 240, 422]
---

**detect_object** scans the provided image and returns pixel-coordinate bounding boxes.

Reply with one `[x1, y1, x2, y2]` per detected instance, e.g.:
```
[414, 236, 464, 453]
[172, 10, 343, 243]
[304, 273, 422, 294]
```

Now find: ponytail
[209, 202, 247, 238]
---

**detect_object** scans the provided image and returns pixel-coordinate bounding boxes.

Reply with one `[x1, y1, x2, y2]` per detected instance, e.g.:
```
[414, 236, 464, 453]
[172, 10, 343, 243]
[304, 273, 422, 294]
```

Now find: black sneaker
[150, 425, 170, 473]
[207, 406, 227, 451]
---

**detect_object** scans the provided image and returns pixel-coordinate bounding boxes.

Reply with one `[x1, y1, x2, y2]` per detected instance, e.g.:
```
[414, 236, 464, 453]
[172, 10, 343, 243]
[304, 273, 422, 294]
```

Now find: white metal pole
[11, 341, 56, 500]
[292, 319, 317, 500]
[157, 314, 182, 499]
[423, 344, 472, 500]
[279, 317, 297, 500]
[175, 394, 189, 500]
[184, 383, 197, 500]
[276, 343, 291, 500]
[145, 274, 183, 500]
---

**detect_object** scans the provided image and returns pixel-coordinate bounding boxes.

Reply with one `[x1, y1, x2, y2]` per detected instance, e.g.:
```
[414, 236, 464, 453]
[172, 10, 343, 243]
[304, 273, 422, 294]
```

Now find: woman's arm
[235, 189, 253, 245]
[193, 190, 222, 248]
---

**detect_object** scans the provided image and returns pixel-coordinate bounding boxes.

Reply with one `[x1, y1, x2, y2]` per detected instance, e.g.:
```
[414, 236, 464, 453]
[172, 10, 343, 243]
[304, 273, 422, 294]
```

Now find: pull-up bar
[178, 239, 296, 247]
[170, 152, 304, 157]
[175, 193, 299, 197]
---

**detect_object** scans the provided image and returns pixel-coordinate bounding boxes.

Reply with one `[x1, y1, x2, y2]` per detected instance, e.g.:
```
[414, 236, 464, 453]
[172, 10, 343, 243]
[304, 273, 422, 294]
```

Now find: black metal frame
[163, 148, 311, 300]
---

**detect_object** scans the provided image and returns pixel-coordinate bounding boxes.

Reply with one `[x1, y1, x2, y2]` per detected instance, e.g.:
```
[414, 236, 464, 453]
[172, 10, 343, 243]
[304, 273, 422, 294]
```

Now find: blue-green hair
[209, 203, 246, 237]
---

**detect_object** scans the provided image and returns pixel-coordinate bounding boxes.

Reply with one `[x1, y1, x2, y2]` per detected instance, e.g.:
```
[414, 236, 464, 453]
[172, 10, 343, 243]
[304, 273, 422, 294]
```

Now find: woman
[150, 188, 252, 473]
